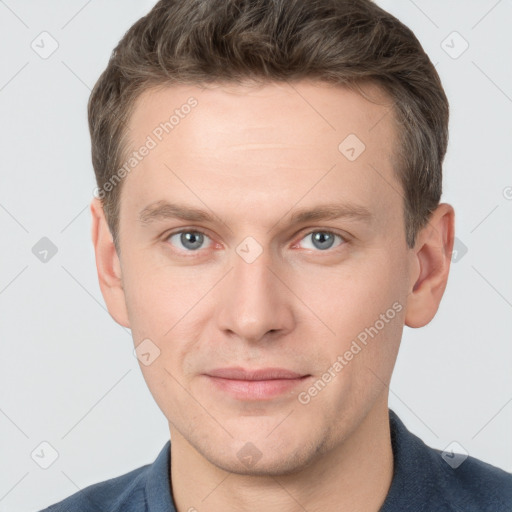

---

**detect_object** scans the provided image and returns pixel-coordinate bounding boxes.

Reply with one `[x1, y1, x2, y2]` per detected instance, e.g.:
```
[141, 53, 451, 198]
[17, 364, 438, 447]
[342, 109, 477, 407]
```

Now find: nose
[215, 243, 295, 343]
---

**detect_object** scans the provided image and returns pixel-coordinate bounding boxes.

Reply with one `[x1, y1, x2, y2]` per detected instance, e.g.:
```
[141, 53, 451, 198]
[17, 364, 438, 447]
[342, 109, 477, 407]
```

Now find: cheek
[122, 254, 210, 337]
[123, 272, 169, 340]
[319, 253, 404, 328]
[316, 251, 406, 377]
[121, 255, 219, 386]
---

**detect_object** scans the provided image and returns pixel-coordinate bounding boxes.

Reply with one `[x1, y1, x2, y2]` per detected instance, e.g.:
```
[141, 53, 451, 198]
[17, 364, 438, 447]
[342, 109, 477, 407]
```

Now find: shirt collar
[145, 439, 175, 512]
[379, 409, 435, 511]
[144, 409, 428, 511]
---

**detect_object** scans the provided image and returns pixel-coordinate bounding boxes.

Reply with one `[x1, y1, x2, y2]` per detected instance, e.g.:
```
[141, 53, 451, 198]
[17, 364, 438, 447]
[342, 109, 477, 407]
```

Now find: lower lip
[205, 375, 310, 400]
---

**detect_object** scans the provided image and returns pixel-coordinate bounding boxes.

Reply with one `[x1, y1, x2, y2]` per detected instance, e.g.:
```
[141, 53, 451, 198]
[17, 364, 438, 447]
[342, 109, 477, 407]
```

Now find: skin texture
[91, 80, 455, 512]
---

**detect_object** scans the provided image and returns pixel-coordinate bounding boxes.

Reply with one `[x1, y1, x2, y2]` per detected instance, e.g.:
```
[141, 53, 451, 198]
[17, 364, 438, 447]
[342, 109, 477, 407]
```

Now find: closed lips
[205, 367, 308, 380]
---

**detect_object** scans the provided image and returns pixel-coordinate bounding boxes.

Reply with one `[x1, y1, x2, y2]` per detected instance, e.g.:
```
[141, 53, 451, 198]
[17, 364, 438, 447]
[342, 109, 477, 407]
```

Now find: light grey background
[1, 1, 511, 511]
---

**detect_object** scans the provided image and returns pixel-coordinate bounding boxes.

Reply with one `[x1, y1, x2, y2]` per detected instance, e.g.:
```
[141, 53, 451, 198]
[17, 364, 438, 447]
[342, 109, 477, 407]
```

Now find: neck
[169, 401, 394, 512]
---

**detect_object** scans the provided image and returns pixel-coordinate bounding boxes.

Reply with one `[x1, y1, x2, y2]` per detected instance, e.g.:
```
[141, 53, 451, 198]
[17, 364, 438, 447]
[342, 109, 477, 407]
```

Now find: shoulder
[37, 441, 172, 512]
[38, 464, 149, 512]
[384, 410, 512, 511]
[426, 444, 512, 511]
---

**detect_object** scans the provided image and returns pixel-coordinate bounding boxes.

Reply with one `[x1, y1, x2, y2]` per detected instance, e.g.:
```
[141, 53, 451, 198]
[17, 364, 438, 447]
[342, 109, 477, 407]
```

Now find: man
[40, 0, 512, 510]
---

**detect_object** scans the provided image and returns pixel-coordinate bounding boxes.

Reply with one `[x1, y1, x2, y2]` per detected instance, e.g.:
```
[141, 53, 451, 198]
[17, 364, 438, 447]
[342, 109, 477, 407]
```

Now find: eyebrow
[138, 200, 373, 227]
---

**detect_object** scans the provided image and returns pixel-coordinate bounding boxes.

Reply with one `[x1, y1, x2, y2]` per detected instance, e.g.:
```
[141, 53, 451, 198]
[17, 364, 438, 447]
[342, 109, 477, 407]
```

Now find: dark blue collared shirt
[38, 409, 512, 511]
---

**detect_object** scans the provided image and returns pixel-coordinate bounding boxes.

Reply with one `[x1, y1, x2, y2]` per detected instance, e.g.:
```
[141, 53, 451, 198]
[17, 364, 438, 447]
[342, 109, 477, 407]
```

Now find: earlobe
[405, 203, 455, 328]
[90, 198, 130, 328]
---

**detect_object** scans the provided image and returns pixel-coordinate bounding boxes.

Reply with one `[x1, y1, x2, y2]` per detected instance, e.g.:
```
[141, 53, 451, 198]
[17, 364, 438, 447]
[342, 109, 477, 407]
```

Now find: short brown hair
[88, 0, 449, 250]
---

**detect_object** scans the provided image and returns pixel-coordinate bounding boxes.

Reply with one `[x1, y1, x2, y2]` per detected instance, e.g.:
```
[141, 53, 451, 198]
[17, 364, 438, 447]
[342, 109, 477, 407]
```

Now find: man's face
[111, 81, 415, 474]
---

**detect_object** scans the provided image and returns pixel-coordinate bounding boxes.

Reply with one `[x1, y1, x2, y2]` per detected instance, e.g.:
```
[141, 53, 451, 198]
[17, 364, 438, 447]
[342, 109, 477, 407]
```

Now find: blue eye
[165, 229, 345, 253]
[167, 231, 212, 251]
[299, 231, 344, 251]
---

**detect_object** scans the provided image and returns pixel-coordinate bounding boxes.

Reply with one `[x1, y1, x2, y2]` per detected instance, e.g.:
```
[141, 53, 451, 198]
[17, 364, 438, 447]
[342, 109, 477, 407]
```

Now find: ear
[90, 198, 130, 328]
[405, 203, 455, 328]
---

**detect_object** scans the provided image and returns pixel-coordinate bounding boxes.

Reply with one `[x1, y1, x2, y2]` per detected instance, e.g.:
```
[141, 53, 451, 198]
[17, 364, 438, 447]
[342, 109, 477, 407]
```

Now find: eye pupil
[181, 232, 204, 250]
[312, 232, 335, 250]
[170, 230, 341, 253]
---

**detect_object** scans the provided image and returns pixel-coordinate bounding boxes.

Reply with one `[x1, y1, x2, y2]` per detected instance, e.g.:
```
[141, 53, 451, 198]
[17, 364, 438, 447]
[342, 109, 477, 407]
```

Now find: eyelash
[163, 228, 347, 255]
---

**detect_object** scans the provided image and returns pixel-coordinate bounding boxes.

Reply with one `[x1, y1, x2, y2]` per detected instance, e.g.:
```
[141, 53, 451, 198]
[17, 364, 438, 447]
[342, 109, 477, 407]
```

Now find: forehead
[120, 80, 402, 235]
[128, 80, 396, 152]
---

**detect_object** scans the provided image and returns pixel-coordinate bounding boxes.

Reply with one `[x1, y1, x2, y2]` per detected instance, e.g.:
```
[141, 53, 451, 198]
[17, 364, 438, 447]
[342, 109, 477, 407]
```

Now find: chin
[211, 445, 317, 477]
[197, 428, 330, 477]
